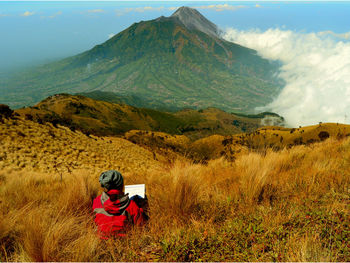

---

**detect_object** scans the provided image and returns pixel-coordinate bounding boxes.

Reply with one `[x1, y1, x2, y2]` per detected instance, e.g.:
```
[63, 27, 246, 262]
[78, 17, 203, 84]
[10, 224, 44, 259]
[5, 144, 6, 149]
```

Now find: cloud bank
[224, 28, 350, 127]
[120, 6, 168, 14]
[21, 11, 35, 17]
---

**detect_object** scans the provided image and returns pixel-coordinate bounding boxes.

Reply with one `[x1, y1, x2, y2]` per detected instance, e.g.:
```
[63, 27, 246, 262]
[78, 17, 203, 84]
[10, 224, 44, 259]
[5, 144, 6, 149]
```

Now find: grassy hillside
[15, 94, 187, 136]
[13, 95, 350, 165]
[0, 116, 161, 175]
[174, 107, 283, 140]
[15, 94, 279, 139]
[0, 115, 349, 261]
[125, 122, 350, 163]
[225, 123, 350, 153]
[125, 130, 191, 163]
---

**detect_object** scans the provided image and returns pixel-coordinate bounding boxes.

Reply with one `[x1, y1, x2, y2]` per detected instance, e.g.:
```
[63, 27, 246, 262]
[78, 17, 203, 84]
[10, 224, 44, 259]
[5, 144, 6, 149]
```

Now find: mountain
[0, 7, 282, 112]
[14, 93, 284, 138]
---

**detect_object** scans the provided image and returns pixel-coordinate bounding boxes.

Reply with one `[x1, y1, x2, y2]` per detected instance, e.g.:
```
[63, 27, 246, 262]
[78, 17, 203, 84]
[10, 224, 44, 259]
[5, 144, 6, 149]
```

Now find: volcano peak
[171, 6, 220, 38]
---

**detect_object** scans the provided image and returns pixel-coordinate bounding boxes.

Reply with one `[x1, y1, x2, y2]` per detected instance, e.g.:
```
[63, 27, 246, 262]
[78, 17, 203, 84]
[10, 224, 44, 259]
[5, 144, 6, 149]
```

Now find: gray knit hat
[99, 170, 124, 190]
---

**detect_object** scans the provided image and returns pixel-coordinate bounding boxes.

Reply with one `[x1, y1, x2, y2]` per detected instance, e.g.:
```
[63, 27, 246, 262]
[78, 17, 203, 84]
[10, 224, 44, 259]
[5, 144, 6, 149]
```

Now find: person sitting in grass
[93, 170, 147, 238]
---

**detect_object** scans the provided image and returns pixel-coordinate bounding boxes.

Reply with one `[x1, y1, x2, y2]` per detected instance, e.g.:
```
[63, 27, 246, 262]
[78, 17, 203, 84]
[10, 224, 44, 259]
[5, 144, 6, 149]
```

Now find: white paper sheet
[125, 184, 145, 198]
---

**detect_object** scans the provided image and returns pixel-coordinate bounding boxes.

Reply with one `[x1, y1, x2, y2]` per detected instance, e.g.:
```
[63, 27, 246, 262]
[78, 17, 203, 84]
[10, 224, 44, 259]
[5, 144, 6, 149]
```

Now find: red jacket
[93, 189, 145, 238]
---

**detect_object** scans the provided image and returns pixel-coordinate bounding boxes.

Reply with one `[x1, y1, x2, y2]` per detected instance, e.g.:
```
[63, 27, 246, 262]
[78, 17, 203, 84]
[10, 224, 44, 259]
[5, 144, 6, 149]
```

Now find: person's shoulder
[92, 194, 102, 209]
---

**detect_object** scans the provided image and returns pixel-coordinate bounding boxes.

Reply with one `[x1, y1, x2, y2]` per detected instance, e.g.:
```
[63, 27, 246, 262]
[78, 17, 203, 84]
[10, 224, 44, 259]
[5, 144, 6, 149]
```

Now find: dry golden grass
[199, 122, 350, 162]
[125, 130, 190, 162]
[15, 94, 163, 136]
[0, 118, 349, 261]
[242, 122, 350, 149]
[0, 118, 161, 175]
[125, 123, 350, 163]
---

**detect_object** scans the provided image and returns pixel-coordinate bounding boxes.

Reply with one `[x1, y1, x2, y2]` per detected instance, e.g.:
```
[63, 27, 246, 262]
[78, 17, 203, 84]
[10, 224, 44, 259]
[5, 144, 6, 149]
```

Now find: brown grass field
[0, 117, 349, 261]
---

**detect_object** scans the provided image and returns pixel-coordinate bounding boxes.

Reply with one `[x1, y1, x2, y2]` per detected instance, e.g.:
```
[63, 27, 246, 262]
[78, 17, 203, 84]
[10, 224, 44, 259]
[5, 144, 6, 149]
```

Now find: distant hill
[1, 6, 281, 112]
[14, 93, 284, 139]
[15, 94, 186, 136]
[118, 122, 350, 163]
[173, 107, 284, 140]
[189, 123, 350, 161]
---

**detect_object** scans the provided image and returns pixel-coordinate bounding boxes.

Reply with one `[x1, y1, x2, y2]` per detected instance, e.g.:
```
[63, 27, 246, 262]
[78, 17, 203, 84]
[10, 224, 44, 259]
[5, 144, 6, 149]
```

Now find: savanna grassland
[0, 116, 349, 261]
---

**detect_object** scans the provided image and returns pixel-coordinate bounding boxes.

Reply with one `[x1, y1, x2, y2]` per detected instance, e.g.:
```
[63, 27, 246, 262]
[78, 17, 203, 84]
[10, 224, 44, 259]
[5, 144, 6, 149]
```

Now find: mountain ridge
[14, 93, 284, 139]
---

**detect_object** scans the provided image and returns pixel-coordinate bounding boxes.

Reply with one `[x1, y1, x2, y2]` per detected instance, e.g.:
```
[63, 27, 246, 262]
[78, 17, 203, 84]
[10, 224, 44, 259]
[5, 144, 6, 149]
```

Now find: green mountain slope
[1, 7, 282, 112]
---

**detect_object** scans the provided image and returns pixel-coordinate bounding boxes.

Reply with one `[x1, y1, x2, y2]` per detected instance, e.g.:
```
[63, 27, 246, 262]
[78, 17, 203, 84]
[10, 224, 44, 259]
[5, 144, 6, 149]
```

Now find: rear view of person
[93, 170, 146, 238]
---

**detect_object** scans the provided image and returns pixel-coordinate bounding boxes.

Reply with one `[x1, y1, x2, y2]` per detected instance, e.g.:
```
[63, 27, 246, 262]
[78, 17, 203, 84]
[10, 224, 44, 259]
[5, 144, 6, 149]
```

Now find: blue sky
[0, 1, 350, 72]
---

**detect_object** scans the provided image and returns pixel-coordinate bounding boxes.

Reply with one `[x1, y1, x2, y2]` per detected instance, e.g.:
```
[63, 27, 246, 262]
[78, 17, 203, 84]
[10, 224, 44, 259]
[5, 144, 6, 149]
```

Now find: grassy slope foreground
[0, 116, 349, 261]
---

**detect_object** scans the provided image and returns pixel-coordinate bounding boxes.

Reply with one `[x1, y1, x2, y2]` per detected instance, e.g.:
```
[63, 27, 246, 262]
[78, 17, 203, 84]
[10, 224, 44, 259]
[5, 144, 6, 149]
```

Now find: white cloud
[144, 6, 159, 11]
[53, 11, 62, 17]
[195, 4, 246, 12]
[115, 10, 124, 17]
[116, 5, 245, 16]
[123, 6, 165, 13]
[108, 33, 115, 39]
[224, 28, 350, 127]
[88, 9, 104, 13]
[318, 31, 350, 40]
[21, 11, 35, 17]
[42, 11, 62, 19]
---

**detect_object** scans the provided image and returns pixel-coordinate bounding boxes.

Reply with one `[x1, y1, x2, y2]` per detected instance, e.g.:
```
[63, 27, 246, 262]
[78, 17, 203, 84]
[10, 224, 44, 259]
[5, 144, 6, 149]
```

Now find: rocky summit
[170, 6, 221, 38]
